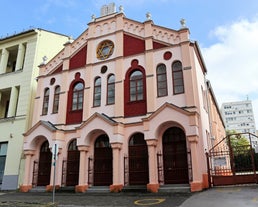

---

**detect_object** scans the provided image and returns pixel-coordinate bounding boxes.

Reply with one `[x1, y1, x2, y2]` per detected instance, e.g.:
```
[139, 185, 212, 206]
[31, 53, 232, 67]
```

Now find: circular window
[96, 40, 114, 60]
[50, 78, 55, 85]
[163, 51, 172, 60]
[101, 65, 108, 74]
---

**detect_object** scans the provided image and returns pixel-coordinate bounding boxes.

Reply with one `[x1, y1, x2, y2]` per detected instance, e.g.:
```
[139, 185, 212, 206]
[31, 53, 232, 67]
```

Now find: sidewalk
[180, 185, 258, 207]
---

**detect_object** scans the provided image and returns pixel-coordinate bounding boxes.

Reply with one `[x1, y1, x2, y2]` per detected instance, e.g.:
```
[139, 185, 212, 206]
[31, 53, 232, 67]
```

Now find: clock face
[96, 40, 114, 60]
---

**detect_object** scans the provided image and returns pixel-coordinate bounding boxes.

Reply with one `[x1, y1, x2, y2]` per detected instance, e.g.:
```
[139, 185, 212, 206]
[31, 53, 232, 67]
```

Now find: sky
[1, 0, 258, 128]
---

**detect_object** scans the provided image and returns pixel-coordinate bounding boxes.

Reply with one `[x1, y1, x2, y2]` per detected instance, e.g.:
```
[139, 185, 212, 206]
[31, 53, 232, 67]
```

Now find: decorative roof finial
[146, 12, 152, 21]
[180, 18, 186, 28]
[119, 5, 124, 14]
[42, 56, 48, 65]
[91, 14, 96, 22]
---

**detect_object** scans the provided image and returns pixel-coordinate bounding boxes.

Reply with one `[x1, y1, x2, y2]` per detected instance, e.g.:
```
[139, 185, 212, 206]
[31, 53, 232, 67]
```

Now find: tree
[226, 130, 250, 153]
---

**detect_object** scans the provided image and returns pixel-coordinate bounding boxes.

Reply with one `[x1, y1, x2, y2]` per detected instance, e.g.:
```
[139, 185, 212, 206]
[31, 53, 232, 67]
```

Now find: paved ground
[0, 191, 191, 207]
[0, 185, 257, 207]
[180, 185, 258, 207]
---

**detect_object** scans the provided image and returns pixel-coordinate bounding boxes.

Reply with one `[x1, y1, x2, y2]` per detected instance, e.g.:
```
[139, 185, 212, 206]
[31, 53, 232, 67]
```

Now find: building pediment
[23, 120, 57, 137]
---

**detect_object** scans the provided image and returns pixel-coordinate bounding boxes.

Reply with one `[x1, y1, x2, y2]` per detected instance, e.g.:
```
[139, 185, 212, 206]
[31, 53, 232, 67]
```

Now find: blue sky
[1, 0, 258, 128]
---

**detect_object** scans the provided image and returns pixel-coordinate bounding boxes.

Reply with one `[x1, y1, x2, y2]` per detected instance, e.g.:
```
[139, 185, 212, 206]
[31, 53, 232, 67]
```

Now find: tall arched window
[93, 77, 101, 107]
[156, 64, 168, 97]
[72, 82, 84, 110]
[172, 61, 184, 94]
[42, 88, 50, 115]
[130, 70, 143, 101]
[107, 74, 115, 105]
[52, 86, 60, 113]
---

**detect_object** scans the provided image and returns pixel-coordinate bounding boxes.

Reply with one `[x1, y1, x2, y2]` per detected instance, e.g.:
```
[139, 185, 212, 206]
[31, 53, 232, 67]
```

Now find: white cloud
[202, 17, 258, 129]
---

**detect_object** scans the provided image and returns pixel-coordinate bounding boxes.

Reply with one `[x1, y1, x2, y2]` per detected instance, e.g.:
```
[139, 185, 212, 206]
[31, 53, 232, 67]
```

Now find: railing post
[206, 152, 211, 188]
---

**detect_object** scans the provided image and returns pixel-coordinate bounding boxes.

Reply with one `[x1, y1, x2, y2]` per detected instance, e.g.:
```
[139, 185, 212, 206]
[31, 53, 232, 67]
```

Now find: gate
[207, 133, 258, 186]
[128, 133, 149, 185]
[37, 141, 52, 186]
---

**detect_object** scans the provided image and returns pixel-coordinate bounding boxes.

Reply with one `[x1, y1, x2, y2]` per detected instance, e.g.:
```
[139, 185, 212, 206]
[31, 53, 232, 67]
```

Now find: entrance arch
[66, 139, 80, 186]
[94, 134, 112, 186]
[162, 127, 189, 184]
[37, 141, 52, 186]
[128, 133, 149, 185]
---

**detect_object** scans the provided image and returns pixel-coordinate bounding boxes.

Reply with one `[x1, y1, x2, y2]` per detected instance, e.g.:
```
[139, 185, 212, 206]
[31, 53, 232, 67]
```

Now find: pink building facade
[20, 8, 225, 193]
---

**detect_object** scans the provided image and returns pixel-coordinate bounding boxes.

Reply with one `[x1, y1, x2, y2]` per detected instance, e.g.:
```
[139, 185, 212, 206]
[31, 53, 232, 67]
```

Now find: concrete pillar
[20, 150, 35, 192]
[188, 135, 203, 192]
[110, 143, 123, 192]
[146, 139, 159, 193]
[75, 146, 89, 193]
[7, 86, 19, 117]
[15, 43, 25, 71]
[0, 48, 9, 74]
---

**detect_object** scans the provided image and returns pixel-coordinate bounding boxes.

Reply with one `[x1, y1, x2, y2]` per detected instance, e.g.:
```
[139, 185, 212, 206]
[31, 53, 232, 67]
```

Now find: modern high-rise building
[20, 4, 225, 193]
[0, 29, 70, 190]
[221, 100, 257, 146]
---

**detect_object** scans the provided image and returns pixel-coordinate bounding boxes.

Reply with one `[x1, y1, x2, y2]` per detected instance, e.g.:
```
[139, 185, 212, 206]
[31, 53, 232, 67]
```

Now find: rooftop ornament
[119, 5, 124, 14]
[180, 18, 186, 28]
[146, 12, 152, 21]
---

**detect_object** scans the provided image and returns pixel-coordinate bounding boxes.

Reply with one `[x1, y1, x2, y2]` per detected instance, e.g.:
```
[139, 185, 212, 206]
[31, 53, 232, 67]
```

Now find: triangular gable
[78, 112, 117, 130]
[69, 44, 87, 70]
[50, 64, 63, 75]
[153, 40, 169, 50]
[143, 102, 196, 122]
[23, 120, 57, 137]
[124, 34, 145, 57]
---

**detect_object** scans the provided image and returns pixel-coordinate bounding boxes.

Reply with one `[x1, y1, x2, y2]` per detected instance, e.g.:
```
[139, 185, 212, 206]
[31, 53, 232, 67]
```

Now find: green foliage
[226, 130, 250, 153]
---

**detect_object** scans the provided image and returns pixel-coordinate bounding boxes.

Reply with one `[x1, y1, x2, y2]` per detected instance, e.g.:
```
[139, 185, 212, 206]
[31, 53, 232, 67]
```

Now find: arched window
[130, 70, 143, 101]
[107, 74, 115, 105]
[93, 77, 101, 107]
[72, 82, 84, 111]
[172, 61, 184, 94]
[68, 139, 78, 151]
[42, 88, 50, 115]
[52, 86, 60, 113]
[156, 64, 168, 97]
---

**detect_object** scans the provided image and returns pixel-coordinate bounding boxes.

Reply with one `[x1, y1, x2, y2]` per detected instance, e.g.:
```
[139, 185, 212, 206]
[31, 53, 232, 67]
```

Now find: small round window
[96, 40, 114, 60]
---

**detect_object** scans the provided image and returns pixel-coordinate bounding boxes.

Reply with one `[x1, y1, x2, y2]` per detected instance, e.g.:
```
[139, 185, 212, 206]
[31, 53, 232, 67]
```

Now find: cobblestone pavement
[0, 191, 191, 207]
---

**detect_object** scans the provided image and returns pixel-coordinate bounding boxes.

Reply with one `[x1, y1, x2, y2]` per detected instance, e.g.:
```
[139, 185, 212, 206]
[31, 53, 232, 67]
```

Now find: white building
[221, 100, 257, 146]
[0, 29, 70, 190]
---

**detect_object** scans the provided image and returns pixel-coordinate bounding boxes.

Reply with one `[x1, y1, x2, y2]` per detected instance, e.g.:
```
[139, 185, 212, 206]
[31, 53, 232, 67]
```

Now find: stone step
[86, 186, 110, 193]
[29, 186, 46, 193]
[158, 184, 191, 193]
[122, 185, 147, 193]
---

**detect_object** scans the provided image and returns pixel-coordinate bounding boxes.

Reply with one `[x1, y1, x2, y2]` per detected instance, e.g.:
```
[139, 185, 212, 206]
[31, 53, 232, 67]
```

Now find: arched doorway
[66, 139, 80, 186]
[94, 135, 112, 186]
[128, 133, 149, 185]
[37, 141, 52, 186]
[163, 127, 189, 184]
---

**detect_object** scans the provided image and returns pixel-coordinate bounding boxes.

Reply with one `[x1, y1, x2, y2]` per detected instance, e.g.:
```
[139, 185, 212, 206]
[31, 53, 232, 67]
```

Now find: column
[188, 135, 203, 192]
[7, 86, 19, 117]
[75, 145, 89, 193]
[15, 43, 25, 71]
[146, 139, 159, 193]
[0, 48, 9, 74]
[20, 150, 34, 192]
[110, 143, 123, 192]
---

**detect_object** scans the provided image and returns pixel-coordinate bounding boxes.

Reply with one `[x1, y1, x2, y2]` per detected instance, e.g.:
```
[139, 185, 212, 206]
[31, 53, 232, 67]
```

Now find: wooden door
[37, 141, 52, 186]
[94, 135, 112, 186]
[163, 127, 189, 184]
[129, 133, 149, 185]
[66, 139, 80, 186]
